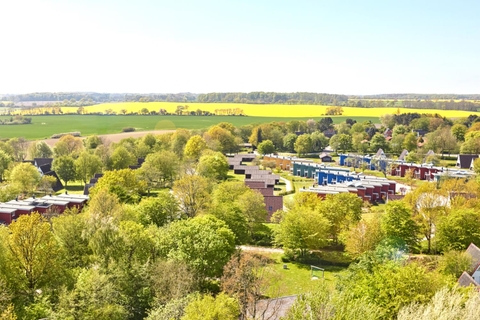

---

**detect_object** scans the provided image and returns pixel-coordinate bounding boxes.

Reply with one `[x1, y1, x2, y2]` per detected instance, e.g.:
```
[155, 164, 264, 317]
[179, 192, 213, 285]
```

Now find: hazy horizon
[1, 0, 479, 95]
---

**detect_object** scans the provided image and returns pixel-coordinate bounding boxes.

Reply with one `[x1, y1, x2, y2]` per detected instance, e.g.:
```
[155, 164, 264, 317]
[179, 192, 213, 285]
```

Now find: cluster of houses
[0, 193, 89, 225]
[338, 151, 476, 182]
[263, 155, 397, 203]
[228, 154, 283, 219]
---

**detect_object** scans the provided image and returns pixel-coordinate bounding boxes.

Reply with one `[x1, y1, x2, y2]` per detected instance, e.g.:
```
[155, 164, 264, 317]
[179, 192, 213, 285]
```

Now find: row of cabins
[263, 155, 397, 203]
[300, 176, 397, 203]
[340, 153, 476, 182]
[228, 154, 283, 219]
[0, 194, 89, 225]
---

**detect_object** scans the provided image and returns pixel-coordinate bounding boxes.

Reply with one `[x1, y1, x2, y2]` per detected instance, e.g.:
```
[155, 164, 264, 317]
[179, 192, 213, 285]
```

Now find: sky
[1, 0, 479, 95]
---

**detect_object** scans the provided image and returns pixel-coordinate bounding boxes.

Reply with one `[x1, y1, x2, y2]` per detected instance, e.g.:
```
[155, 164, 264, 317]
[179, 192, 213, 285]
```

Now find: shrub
[122, 127, 136, 132]
[50, 131, 81, 139]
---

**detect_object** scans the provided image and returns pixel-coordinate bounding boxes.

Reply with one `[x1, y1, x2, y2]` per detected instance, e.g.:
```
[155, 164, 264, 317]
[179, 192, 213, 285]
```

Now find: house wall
[473, 267, 480, 284]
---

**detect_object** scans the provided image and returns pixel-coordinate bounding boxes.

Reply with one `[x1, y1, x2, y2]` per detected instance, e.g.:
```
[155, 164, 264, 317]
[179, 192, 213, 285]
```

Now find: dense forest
[2, 92, 480, 111]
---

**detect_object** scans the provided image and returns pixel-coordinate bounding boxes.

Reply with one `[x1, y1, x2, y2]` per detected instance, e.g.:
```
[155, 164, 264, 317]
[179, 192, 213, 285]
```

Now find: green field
[0, 115, 379, 140]
[78, 102, 480, 118]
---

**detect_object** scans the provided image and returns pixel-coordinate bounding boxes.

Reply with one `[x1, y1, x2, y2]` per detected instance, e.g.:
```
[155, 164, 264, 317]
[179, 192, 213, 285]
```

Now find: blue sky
[1, 0, 479, 94]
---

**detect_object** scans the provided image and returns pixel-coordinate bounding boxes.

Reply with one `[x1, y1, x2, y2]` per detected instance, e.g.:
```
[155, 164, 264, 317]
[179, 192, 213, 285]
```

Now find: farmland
[0, 115, 380, 140]
[80, 102, 480, 118]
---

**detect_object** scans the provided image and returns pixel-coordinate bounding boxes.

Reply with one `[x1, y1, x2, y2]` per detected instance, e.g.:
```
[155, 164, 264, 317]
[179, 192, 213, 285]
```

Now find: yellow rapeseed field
[83, 102, 479, 118]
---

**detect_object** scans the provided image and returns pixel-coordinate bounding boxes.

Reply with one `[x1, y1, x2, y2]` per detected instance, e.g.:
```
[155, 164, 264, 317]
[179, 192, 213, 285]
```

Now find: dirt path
[238, 245, 285, 254]
[40, 129, 175, 147]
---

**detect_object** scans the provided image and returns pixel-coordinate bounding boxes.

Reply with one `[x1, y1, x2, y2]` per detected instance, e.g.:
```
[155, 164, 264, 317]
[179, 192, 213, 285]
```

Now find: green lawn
[0, 115, 379, 140]
[260, 252, 345, 297]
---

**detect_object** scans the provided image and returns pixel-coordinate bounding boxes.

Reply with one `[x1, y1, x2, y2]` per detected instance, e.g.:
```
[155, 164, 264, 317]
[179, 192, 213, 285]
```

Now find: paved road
[280, 177, 293, 192]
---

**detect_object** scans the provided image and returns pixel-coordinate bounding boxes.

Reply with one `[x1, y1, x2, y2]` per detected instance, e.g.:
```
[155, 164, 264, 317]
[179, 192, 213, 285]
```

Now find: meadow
[0, 115, 379, 140]
[81, 102, 480, 118]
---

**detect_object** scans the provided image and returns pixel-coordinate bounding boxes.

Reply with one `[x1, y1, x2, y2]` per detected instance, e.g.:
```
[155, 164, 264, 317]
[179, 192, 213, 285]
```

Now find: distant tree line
[346, 98, 480, 112]
[197, 92, 348, 105]
[2, 92, 480, 111]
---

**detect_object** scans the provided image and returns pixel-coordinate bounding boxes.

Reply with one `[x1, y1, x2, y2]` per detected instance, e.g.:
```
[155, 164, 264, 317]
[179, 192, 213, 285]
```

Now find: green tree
[257, 139, 275, 155]
[451, 123, 467, 141]
[437, 250, 474, 278]
[173, 174, 212, 218]
[38, 175, 57, 194]
[345, 215, 384, 258]
[197, 151, 230, 181]
[338, 262, 442, 319]
[159, 215, 236, 278]
[402, 132, 418, 152]
[6, 213, 62, 301]
[90, 169, 146, 204]
[181, 293, 239, 320]
[9, 162, 41, 195]
[203, 126, 235, 153]
[53, 134, 84, 158]
[184, 135, 208, 160]
[320, 193, 363, 244]
[0, 149, 12, 181]
[275, 207, 330, 256]
[52, 155, 76, 188]
[382, 201, 419, 251]
[52, 211, 92, 269]
[28, 141, 53, 159]
[294, 134, 312, 156]
[84, 135, 103, 149]
[137, 192, 181, 227]
[51, 268, 128, 320]
[110, 145, 137, 170]
[310, 131, 329, 152]
[436, 208, 480, 251]
[139, 150, 180, 189]
[370, 133, 389, 152]
[75, 151, 103, 185]
[6, 137, 29, 162]
[282, 133, 297, 152]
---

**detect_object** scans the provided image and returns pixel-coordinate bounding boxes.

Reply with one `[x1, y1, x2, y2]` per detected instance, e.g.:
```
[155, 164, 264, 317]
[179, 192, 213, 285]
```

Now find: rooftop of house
[457, 154, 479, 169]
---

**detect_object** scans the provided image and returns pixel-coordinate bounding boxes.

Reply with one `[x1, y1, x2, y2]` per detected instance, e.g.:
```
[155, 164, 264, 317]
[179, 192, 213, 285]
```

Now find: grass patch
[0, 115, 379, 140]
[259, 252, 346, 297]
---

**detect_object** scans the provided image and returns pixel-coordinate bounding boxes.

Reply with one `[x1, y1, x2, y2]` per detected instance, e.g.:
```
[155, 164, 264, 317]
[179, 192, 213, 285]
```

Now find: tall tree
[158, 215, 236, 278]
[184, 135, 208, 160]
[173, 174, 211, 218]
[382, 201, 419, 251]
[7, 213, 62, 301]
[52, 155, 76, 188]
[9, 162, 41, 195]
[294, 134, 313, 156]
[0, 149, 12, 181]
[75, 151, 103, 185]
[6, 137, 29, 162]
[53, 135, 84, 158]
[197, 151, 229, 181]
[110, 145, 136, 170]
[28, 141, 53, 159]
[257, 140, 275, 155]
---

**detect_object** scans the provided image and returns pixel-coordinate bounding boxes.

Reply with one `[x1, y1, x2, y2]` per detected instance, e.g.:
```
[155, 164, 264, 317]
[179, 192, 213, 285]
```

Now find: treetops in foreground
[1, 118, 480, 318]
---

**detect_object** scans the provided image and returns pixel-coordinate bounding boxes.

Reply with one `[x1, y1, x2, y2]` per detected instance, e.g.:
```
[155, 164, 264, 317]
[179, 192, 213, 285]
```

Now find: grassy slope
[0, 115, 378, 140]
[82, 102, 480, 118]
